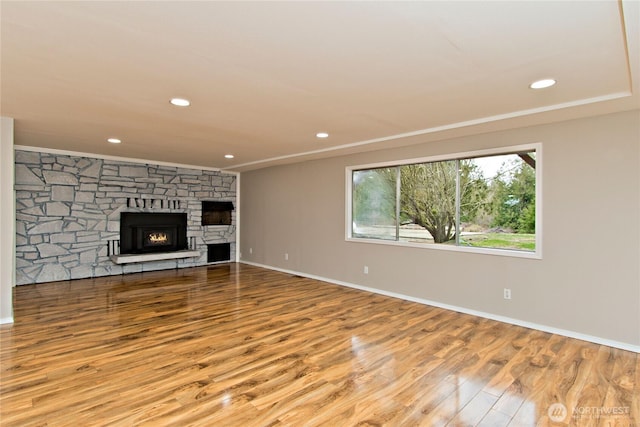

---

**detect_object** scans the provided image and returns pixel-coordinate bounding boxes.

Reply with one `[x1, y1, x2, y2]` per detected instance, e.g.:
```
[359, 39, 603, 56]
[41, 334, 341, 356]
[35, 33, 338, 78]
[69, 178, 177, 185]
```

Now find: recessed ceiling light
[529, 79, 556, 89]
[107, 138, 121, 144]
[224, 154, 234, 159]
[170, 98, 191, 107]
[316, 132, 329, 138]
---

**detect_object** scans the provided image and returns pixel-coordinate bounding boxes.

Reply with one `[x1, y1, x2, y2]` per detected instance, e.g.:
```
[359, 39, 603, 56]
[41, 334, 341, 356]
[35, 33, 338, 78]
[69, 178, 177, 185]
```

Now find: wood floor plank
[0, 263, 637, 426]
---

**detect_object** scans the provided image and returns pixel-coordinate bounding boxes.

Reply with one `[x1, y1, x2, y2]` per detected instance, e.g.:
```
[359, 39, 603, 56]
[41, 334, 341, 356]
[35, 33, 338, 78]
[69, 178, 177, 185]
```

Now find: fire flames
[148, 232, 168, 244]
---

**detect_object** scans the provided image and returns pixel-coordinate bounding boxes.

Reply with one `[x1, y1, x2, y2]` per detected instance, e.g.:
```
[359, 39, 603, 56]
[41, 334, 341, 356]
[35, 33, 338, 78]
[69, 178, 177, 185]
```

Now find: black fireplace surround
[120, 212, 188, 254]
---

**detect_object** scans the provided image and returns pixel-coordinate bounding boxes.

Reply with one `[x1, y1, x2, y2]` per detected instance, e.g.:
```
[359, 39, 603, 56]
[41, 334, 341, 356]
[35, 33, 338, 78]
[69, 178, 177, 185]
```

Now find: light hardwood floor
[1, 263, 638, 426]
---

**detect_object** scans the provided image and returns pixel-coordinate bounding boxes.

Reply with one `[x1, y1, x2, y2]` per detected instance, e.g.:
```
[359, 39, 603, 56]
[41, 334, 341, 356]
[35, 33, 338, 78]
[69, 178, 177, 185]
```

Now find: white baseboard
[241, 260, 640, 354]
[0, 317, 14, 325]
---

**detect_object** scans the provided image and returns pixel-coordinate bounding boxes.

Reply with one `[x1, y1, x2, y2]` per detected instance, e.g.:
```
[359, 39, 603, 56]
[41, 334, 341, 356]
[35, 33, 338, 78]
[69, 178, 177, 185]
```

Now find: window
[347, 144, 541, 258]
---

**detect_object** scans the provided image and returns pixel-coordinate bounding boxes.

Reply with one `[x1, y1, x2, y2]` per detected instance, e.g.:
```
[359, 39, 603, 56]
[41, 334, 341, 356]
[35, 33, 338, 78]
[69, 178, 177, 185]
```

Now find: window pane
[348, 147, 538, 256]
[458, 152, 536, 251]
[399, 161, 457, 244]
[352, 168, 397, 240]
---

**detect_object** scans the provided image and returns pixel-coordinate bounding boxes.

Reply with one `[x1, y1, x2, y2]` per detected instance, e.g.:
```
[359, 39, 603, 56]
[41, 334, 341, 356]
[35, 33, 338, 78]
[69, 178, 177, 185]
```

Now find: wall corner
[1, 117, 15, 324]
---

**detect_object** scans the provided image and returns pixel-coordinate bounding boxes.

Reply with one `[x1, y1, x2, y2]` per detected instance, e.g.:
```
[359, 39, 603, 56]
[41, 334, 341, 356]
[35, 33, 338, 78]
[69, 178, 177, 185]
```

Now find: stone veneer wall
[14, 150, 236, 285]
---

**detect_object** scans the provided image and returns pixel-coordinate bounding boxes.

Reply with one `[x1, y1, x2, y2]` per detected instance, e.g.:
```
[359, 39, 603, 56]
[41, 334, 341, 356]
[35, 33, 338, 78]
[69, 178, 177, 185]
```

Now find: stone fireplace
[14, 149, 237, 285]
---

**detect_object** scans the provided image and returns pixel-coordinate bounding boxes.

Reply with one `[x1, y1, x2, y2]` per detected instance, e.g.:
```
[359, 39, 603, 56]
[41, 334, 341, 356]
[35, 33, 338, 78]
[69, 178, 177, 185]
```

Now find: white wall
[240, 110, 640, 350]
[1, 117, 15, 324]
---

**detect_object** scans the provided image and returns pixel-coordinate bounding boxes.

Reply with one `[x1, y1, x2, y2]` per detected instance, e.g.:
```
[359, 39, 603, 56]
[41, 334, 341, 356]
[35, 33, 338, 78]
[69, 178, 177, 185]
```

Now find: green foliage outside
[489, 159, 536, 233]
[460, 233, 535, 251]
[352, 152, 536, 250]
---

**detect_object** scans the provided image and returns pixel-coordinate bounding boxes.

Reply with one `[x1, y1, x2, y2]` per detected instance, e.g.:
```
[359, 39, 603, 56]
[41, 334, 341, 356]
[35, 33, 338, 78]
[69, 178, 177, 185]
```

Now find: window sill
[345, 236, 541, 259]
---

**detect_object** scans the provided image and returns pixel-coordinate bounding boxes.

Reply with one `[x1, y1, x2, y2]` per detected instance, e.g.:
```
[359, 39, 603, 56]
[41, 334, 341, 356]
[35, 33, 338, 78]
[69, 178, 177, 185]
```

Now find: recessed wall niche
[207, 243, 231, 263]
[202, 201, 234, 226]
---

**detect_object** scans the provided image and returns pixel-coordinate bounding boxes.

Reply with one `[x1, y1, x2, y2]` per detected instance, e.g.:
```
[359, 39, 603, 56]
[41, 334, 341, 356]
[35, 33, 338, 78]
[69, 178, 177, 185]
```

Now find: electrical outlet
[285, 253, 289, 261]
[504, 288, 512, 300]
[249, 248, 253, 254]
[364, 265, 369, 274]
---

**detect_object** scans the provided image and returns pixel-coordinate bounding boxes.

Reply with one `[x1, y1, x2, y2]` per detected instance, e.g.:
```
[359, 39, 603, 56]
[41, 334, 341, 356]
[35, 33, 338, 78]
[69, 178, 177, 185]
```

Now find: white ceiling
[1, 1, 638, 172]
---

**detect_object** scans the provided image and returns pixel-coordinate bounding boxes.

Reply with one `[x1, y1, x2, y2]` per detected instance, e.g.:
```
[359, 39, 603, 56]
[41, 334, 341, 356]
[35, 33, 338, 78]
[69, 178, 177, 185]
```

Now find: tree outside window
[350, 149, 538, 253]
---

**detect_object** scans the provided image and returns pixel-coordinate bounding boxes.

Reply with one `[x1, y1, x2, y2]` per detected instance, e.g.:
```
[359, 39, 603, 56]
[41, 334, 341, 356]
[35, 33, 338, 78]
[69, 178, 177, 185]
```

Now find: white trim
[227, 92, 630, 170]
[345, 167, 353, 242]
[241, 261, 640, 353]
[1, 117, 15, 325]
[14, 145, 231, 173]
[344, 237, 541, 259]
[235, 174, 241, 263]
[346, 143, 542, 259]
[0, 317, 14, 325]
[347, 143, 541, 171]
[535, 143, 543, 258]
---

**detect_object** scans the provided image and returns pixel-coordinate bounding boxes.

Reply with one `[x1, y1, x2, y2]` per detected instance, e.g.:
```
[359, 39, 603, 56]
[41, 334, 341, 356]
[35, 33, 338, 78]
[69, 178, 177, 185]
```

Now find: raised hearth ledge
[110, 250, 201, 265]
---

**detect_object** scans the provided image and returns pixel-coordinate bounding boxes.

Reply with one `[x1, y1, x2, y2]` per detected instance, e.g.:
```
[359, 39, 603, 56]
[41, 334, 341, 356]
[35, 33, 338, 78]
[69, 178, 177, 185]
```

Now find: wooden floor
[1, 264, 638, 427]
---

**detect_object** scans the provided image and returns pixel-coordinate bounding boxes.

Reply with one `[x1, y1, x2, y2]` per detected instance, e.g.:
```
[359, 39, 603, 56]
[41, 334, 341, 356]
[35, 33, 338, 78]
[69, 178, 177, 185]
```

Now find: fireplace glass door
[138, 226, 177, 252]
[120, 212, 188, 254]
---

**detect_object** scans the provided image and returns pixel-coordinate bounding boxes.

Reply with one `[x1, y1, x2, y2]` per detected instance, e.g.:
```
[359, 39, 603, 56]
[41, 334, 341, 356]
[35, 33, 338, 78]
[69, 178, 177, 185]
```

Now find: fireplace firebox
[120, 213, 188, 254]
